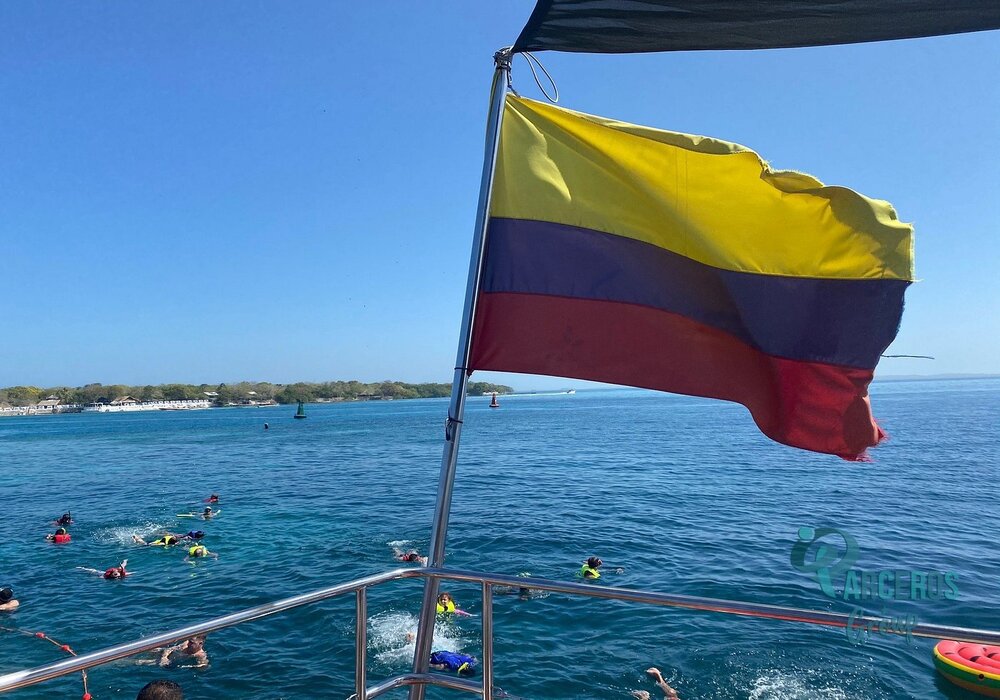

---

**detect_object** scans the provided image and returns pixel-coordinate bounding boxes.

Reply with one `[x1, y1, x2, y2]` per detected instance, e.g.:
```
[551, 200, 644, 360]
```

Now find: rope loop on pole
[518, 51, 558, 103]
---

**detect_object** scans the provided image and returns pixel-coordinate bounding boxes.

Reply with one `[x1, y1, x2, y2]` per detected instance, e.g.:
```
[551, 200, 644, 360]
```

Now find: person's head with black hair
[136, 679, 183, 700]
[0, 586, 18, 611]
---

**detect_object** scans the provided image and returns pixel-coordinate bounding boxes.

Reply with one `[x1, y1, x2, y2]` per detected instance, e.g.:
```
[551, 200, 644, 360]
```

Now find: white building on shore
[0, 396, 82, 416]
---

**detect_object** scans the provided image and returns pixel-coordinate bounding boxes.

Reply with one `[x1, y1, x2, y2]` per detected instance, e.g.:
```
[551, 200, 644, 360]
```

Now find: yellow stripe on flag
[491, 95, 914, 281]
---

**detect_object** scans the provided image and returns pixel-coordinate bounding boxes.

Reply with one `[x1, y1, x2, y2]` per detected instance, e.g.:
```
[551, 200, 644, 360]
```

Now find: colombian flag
[469, 95, 914, 459]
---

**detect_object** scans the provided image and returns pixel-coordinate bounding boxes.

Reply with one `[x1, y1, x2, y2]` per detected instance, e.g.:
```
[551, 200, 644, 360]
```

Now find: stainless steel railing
[2, 566, 999, 698]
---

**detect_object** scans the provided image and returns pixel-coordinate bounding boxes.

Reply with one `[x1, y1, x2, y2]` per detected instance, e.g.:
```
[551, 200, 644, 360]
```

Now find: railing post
[355, 588, 367, 700]
[481, 582, 494, 700]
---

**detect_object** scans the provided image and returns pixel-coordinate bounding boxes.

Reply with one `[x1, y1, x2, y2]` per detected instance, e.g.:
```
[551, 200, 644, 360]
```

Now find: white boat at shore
[83, 398, 211, 413]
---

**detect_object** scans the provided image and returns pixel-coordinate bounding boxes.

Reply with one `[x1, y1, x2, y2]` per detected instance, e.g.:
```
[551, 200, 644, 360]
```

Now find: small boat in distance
[489, 392, 499, 409]
[294, 401, 307, 419]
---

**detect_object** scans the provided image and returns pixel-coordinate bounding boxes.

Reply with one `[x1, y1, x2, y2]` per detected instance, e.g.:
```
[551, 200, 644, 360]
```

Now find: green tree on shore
[1, 386, 43, 406]
[1, 379, 515, 407]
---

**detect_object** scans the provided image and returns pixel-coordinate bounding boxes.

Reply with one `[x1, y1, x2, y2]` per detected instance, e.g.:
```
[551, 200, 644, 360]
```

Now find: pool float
[934, 640, 1000, 697]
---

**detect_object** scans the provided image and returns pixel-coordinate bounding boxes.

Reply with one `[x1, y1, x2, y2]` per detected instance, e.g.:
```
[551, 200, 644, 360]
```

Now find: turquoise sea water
[1, 379, 998, 699]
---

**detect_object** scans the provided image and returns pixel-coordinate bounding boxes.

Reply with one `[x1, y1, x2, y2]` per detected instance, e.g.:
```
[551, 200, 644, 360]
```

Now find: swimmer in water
[0, 587, 19, 612]
[429, 650, 478, 675]
[132, 533, 184, 547]
[184, 545, 218, 562]
[494, 572, 540, 600]
[630, 667, 679, 700]
[104, 560, 129, 580]
[579, 557, 622, 578]
[206, 494, 220, 504]
[54, 512, 73, 526]
[45, 527, 71, 543]
[78, 560, 129, 579]
[436, 592, 473, 617]
[183, 530, 206, 541]
[157, 635, 209, 668]
[392, 546, 428, 565]
[580, 556, 603, 579]
[178, 507, 219, 520]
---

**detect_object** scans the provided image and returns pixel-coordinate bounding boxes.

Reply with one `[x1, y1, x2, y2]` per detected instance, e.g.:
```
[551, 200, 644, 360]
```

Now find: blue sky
[1, 3, 997, 390]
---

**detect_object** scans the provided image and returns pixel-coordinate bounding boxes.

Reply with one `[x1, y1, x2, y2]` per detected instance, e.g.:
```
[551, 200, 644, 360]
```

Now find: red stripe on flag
[470, 292, 883, 459]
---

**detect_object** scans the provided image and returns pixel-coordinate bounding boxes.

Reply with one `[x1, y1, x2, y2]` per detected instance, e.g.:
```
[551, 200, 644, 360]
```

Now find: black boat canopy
[512, 0, 1000, 54]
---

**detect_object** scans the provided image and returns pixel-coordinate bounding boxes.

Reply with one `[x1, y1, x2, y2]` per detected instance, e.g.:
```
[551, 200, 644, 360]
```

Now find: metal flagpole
[408, 48, 511, 700]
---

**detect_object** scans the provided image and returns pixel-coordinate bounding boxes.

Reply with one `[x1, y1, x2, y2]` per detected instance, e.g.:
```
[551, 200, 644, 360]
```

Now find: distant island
[0, 380, 514, 409]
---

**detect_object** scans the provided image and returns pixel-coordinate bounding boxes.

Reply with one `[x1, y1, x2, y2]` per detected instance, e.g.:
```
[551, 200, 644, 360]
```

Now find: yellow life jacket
[436, 600, 457, 614]
[189, 546, 205, 557]
[580, 565, 601, 579]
